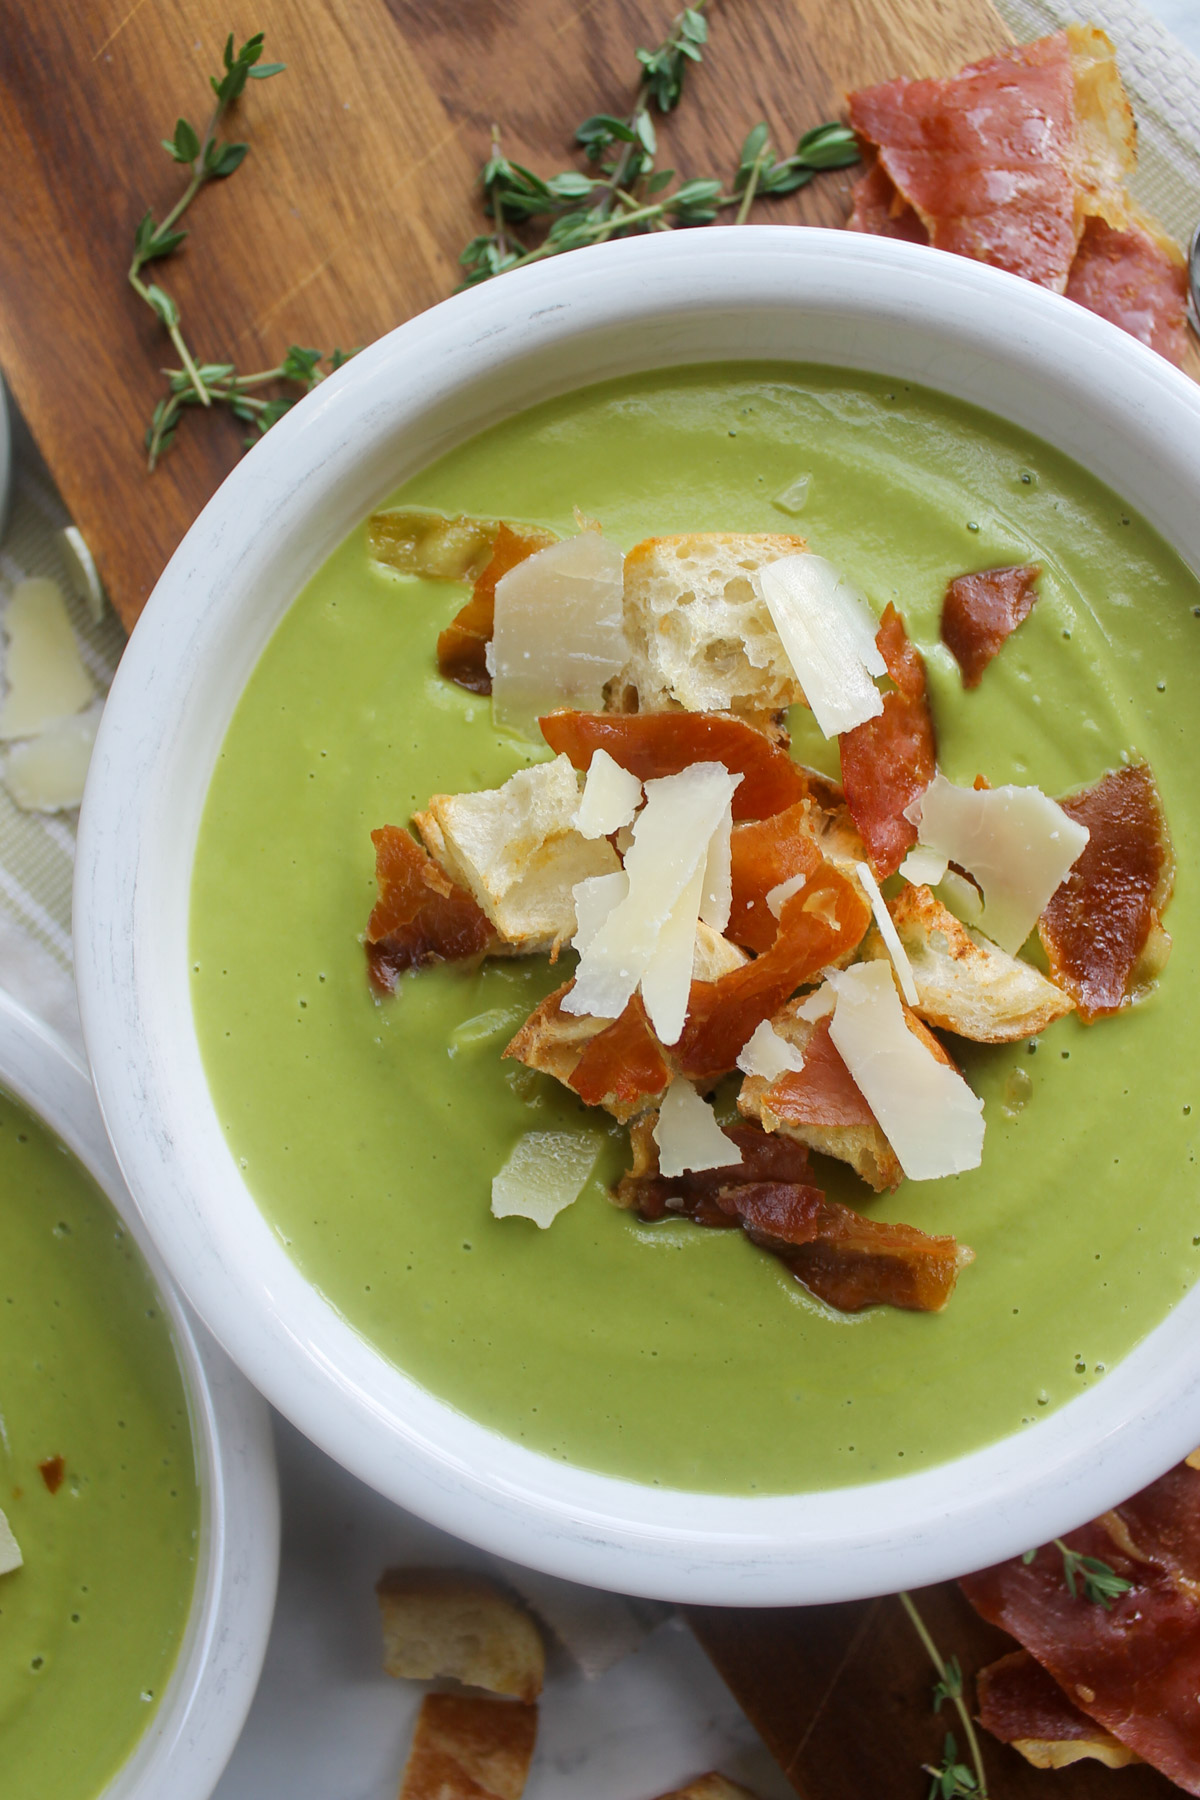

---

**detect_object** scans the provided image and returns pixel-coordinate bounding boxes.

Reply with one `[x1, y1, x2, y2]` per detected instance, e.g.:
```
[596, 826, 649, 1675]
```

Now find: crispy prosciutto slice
[1066, 216, 1189, 365]
[739, 1011, 902, 1193]
[436, 522, 557, 695]
[848, 34, 1081, 290]
[839, 604, 936, 878]
[728, 800, 824, 953]
[1038, 762, 1174, 1019]
[502, 984, 670, 1122]
[941, 565, 1041, 689]
[961, 1461, 1200, 1794]
[976, 1649, 1140, 1770]
[847, 157, 928, 242]
[675, 867, 872, 1086]
[539, 709, 808, 822]
[618, 1119, 966, 1312]
[365, 825, 496, 991]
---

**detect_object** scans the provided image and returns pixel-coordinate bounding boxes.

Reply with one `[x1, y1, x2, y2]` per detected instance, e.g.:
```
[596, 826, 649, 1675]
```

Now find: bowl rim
[75, 225, 1200, 1605]
[0, 987, 280, 1800]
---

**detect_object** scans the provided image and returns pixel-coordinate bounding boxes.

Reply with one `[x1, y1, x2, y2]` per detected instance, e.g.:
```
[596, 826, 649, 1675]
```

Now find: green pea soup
[0, 1089, 199, 1800]
[190, 363, 1200, 1494]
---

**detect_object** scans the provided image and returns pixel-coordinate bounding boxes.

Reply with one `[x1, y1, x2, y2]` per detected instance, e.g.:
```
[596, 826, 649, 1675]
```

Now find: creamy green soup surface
[191, 363, 1200, 1493]
[0, 1091, 199, 1800]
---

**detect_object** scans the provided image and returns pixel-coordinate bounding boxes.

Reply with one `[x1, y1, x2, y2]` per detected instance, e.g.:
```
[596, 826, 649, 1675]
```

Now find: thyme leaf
[898, 1592, 989, 1800]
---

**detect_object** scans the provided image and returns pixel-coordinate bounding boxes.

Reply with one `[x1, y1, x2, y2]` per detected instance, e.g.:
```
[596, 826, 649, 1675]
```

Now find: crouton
[399, 1693, 537, 1800]
[737, 1001, 903, 1192]
[415, 755, 618, 953]
[377, 1568, 544, 1703]
[651, 1778, 760, 1800]
[613, 534, 808, 722]
[864, 884, 1072, 1042]
[504, 928, 747, 1119]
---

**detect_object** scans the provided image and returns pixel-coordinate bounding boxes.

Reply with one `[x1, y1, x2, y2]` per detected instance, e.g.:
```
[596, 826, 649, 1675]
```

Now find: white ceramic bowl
[75, 228, 1200, 1605]
[0, 989, 279, 1798]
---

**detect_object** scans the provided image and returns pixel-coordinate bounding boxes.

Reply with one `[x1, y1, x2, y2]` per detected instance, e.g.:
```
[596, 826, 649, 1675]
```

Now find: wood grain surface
[0, 0, 1011, 628]
[688, 1589, 1178, 1798]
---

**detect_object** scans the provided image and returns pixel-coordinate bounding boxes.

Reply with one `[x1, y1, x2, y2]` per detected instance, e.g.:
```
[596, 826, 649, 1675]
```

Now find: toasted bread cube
[504, 928, 746, 1121]
[737, 1001, 903, 1193]
[399, 1693, 537, 1800]
[377, 1568, 544, 1703]
[652, 1778, 761, 1800]
[415, 755, 618, 953]
[614, 534, 808, 721]
[864, 884, 1072, 1042]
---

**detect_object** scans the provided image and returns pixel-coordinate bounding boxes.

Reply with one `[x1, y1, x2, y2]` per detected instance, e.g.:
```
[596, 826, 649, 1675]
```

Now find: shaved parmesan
[0, 1506, 20, 1575]
[491, 1128, 604, 1228]
[938, 868, 984, 927]
[756, 554, 886, 737]
[909, 773, 1090, 953]
[492, 534, 627, 740]
[4, 704, 101, 812]
[899, 846, 949, 887]
[0, 580, 94, 741]
[766, 870, 808, 918]
[855, 860, 919, 1007]
[642, 855, 708, 1045]
[571, 871, 629, 961]
[564, 762, 740, 1036]
[827, 962, 984, 1180]
[653, 1079, 742, 1178]
[772, 473, 811, 516]
[736, 1019, 806, 1080]
[575, 749, 642, 839]
[699, 803, 732, 931]
[796, 983, 836, 1021]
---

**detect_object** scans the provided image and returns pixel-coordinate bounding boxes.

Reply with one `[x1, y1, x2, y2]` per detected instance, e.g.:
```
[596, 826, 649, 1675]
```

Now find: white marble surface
[212, 1418, 794, 1800]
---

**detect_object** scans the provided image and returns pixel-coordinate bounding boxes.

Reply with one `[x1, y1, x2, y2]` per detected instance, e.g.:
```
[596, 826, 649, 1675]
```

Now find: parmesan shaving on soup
[490, 1128, 605, 1228]
[756, 554, 887, 737]
[855, 860, 919, 1006]
[736, 1019, 806, 1081]
[564, 762, 741, 1041]
[826, 962, 985, 1180]
[653, 1079, 742, 1177]
[491, 534, 627, 740]
[0, 1506, 21, 1575]
[908, 772, 1090, 952]
[575, 749, 642, 839]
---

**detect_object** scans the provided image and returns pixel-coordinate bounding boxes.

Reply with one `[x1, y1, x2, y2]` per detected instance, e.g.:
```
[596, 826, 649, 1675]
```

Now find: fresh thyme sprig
[925, 1731, 982, 1800]
[458, 2, 859, 286]
[130, 33, 351, 469]
[898, 1592, 990, 1800]
[1021, 1539, 1133, 1609]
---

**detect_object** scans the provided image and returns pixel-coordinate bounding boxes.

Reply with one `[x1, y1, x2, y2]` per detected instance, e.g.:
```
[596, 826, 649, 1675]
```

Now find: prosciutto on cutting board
[846, 26, 1191, 365]
[961, 1461, 1200, 1793]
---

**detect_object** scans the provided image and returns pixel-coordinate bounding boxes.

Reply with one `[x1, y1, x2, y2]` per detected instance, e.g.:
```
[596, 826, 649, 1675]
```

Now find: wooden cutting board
[0, 0, 1015, 629]
[0, 4, 1185, 1795]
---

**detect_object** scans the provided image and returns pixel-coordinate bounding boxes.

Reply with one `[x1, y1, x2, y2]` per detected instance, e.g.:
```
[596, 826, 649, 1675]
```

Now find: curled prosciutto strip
[436, 522, 555, 694]
[727, 800, 824, 953]
[539, 709, 808, 822]
[365, 825, 495, 991]
[941, 565, 1041, 689]
[839, 604, 936, 878]
[962, 1461, 1200, 1793]
[620, 1120, 967, 1312]
[1038, 762, 1174, 1020]
[848, 34, 1080, 290]
[847, 157, 928, 242]
[1066, 217, 1189, 366]
[567, 993, 671, 1112]
[676, 866, 872, 1085]
[976, 1649, 1139, 1770]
